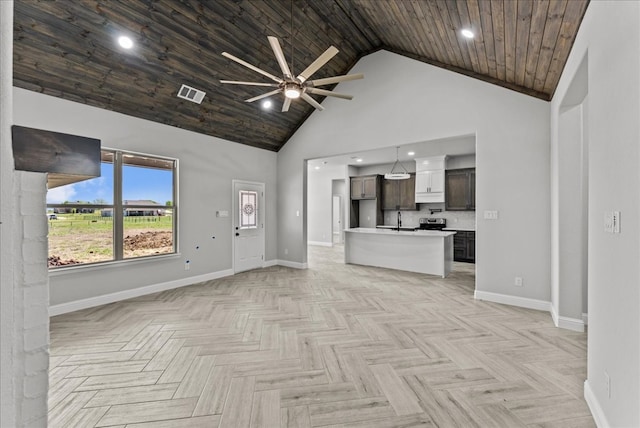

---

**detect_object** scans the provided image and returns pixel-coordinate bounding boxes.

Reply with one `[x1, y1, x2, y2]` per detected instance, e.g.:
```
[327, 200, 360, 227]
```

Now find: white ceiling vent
[177, 84, 206, 104]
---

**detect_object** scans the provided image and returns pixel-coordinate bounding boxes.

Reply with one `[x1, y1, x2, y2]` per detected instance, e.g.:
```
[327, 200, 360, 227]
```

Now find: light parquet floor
[49, 245, 595, 427]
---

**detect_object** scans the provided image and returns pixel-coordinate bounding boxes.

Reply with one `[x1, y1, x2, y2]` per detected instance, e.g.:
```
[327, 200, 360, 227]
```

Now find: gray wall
[307, 164, 347, 245]
[14, 88, 278, 307]
[550, 2, 640, 426]
[278, 50, 551, 304]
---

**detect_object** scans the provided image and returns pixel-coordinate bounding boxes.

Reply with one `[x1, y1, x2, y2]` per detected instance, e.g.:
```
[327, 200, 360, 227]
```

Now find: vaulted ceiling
[13, 0, 589, 152]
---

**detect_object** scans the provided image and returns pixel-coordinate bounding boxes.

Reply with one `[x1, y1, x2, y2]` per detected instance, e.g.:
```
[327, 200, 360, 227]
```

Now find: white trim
[551, 304, 585, 332]
[584, 380, 609, 427]
[308, 241, 333, 247]
[264, 259, 278, 267]
[582, 312, 588, 325]
[550, 303, 559, 325]
[49, 269, 233, 316]
[49, 253, 181, 276]
[276, 260, 308, 269]
[474, 290, 551, 312]
[557, 315, 585, 332]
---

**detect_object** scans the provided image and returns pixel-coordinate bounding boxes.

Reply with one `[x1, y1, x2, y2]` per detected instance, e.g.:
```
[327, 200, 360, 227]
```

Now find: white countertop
[443, 227, 475, 232]
[346, 228, 456, 237]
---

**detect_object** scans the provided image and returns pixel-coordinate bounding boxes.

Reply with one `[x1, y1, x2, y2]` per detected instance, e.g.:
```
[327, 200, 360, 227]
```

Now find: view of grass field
[48, 211, 173, 266]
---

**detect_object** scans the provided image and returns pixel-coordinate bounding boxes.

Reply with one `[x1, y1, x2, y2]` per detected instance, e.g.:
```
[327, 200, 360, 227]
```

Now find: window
[47, 149, 177, 268]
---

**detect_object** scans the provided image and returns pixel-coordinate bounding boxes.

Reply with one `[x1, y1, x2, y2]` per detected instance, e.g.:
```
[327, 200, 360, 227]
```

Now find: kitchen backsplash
[384, 203, 476, 230]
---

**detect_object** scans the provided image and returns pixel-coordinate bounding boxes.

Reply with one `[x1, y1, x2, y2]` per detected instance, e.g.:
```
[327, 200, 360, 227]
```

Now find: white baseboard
[557, 315, 585, 332]
[49, 269, 234, 316]
[584, 379, 609, 427]
[474, 290, 551, 312]
[264, 260, 278, 267]
[276, 259, 308, 269]
[308, 241, 333, 247]
[582, 312, 588, 326]
[550, 304, 585, 332]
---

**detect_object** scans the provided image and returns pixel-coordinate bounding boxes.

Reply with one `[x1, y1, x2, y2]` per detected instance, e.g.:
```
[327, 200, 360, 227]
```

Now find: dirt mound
[48, 255, 81, 267]
[124, 231, 173, 251]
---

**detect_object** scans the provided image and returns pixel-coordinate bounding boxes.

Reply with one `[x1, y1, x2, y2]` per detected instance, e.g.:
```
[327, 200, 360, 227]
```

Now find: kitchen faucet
[397, 211, 402, 228]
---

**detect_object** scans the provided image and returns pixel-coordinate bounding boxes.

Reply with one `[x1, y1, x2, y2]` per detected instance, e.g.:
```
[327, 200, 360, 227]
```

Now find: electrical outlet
[605, 371, 611, 398]
[284, 248, 288, 255]
[514, 277, 523, 287]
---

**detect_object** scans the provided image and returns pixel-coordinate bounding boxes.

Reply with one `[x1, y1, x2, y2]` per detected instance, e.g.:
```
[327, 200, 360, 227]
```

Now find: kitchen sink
[375, 225, 417, 231]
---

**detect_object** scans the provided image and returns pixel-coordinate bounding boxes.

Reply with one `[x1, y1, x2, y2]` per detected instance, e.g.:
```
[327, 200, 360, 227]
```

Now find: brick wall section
[18, 172, 50, 427]
[2, 3, 50, 426]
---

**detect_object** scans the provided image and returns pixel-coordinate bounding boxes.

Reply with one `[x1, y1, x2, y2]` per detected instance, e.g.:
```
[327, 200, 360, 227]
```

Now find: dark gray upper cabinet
[351, 175, 380, 200]
[382, 174, 417, 210]
[445, 168, 475, 211]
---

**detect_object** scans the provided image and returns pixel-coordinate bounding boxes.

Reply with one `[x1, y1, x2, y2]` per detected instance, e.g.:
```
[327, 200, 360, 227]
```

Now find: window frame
[47, 148, 179, 270]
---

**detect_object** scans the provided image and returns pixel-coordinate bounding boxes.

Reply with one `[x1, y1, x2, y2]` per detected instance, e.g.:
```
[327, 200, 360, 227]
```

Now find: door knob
[235, 232, 240, 236]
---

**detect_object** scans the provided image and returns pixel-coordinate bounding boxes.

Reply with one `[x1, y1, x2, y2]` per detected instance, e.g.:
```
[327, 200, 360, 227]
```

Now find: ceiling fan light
[284, 85, 301, 99]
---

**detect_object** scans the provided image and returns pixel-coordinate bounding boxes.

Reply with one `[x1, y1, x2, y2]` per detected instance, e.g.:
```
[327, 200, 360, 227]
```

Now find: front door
[233, 180, 265, 273]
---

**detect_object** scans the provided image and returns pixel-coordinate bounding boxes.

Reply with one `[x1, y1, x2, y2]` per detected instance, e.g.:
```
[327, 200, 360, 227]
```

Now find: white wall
[551, 2, 640, 426]
[278, 50, 550, 305]
[307, 164, 347, 245]
[13, 88, 278, 309]
[1, 3, 50, 425]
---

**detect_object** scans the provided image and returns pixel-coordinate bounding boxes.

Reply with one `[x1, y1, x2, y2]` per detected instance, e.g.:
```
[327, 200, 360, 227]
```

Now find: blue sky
[47, 163, 173, 205]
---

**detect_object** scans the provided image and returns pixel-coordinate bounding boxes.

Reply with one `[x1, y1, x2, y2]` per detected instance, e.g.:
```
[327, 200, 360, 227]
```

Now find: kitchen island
[344, 228, 456, 277]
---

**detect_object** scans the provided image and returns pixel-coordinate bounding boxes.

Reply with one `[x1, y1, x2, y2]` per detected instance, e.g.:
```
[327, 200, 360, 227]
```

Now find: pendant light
[384, 147, 410, 180]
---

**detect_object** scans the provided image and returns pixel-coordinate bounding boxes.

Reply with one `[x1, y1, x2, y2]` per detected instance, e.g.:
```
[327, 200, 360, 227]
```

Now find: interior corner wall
[557, 104, 586, 325]
[13, 88, 278, 309]
[307, 164, 347, 246]
[277, 49, 551, 304]
[551, 2, 640, 426]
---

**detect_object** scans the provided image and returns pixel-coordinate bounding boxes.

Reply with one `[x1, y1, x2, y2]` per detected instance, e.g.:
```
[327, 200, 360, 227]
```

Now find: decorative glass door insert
[239, 190, 258, 229]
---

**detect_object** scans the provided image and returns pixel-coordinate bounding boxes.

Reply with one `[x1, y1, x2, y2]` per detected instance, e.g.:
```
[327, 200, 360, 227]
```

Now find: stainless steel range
[419, 217, 446, 230]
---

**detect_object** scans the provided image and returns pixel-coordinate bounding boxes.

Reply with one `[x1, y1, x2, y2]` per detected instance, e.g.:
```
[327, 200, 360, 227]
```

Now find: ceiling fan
[220, 36, 363, 112]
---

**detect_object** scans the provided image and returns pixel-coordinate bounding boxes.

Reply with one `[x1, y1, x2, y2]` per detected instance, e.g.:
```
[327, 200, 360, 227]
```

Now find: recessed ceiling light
[118, 36, 134, 49]
[356, 158, 363, 163]
[407, 151, 415, 156]
[461, 29, 474, 39]
[314, 166, 320, 170]
[262, 100, 272, 109]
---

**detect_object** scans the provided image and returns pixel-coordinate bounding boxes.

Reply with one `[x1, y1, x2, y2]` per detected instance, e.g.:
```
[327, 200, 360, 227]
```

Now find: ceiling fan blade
[220, 80, 279, 87]
[310, 73, 364, 87]
[245, 89, 282, 103]
[222, 52, 283, 83]
[296, 46, 339, 83]
[301, 93, 325, 111]
[268, 36, 292, 79]
[306, 87, 353, 100]
[282, 97, 291, 112]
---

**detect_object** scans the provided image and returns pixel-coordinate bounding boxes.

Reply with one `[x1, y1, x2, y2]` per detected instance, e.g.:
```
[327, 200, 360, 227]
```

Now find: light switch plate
[604, 211, 613, 233]
[613, 211, 620, 233]
[484, 210, 499, 220]
[216, 210, 229, 218]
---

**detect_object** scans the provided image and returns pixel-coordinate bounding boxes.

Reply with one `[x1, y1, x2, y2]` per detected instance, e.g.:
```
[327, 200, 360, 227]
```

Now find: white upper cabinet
[415, 156, 446, 203]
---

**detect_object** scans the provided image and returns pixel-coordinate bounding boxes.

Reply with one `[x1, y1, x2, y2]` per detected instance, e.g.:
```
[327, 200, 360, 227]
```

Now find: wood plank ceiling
[13, 0, 589, 152]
